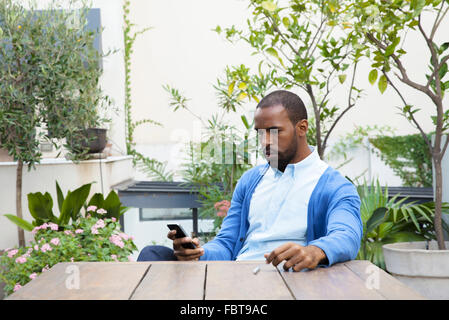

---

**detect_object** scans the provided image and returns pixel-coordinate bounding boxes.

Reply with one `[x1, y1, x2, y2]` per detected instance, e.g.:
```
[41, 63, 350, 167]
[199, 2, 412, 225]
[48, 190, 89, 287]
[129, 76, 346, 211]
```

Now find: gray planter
[383, 241, 449, 300]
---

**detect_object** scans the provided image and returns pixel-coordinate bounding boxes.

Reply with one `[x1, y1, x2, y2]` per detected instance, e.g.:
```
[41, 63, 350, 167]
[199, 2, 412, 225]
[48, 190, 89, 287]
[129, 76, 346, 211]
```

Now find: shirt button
[240, 237, 244, 242]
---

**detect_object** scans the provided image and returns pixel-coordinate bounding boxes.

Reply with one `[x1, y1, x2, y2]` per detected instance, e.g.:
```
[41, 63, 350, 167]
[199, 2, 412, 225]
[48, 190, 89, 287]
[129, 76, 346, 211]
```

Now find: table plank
[205, 261, 293, 300]
[6, 262, 150, 300]
[280, 262, 385, 300]
[343, 260, 425, 300]
[131, 263, 206, 300]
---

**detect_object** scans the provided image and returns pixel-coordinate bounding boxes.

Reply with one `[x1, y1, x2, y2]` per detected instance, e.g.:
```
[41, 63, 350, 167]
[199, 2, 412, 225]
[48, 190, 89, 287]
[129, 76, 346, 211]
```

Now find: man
[138, 90, 362, 271]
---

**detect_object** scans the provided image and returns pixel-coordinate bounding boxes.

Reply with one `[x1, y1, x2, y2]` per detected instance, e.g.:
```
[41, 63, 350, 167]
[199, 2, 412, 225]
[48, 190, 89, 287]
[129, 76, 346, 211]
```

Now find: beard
[265, 134, 298, 172]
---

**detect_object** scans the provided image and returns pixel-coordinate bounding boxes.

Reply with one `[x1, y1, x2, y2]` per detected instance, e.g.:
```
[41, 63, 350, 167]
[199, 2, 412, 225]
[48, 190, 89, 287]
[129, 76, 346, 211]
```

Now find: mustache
[263, 146, 278, 155]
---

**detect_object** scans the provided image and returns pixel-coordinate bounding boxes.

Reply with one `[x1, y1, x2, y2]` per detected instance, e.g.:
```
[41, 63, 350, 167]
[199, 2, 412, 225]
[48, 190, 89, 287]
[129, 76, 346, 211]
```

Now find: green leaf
[228, 81, 235, 95]
[27, 192, 55, 222]
[103, 190, 123, 218]
[282, 17, 290, 28]
[4, 214, 34, 232]
[378, 74, 388, 94]
[261, 1, 277, 12]
[439, 62, 448, 80]
[60, 183, 92, 225]
[338, 74, 347, 84]
[266, 47, 279, 58]
[56, 181, 64, 213]
[366, 207, 388, 234]
[241, 115, 250, 129]
[368, 69, 378, 85]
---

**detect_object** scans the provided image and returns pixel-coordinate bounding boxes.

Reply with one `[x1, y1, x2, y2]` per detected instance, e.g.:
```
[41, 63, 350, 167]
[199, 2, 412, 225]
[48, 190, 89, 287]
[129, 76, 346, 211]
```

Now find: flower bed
[0, 211, 137, 297]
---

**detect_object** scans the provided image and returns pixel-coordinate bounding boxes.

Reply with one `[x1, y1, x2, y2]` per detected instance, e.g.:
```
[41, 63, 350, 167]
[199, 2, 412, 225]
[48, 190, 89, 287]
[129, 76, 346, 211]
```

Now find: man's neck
[290, 143, 312, 165]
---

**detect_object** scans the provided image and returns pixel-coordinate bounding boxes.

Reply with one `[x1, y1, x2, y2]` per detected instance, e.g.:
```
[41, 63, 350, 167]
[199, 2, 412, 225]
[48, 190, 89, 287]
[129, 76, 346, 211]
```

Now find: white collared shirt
[236, 146, 329, 260]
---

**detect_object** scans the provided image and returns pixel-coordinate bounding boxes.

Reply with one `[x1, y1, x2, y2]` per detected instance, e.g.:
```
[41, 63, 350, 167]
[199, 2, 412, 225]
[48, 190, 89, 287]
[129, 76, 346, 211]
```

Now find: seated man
[138, 90, 362, 271]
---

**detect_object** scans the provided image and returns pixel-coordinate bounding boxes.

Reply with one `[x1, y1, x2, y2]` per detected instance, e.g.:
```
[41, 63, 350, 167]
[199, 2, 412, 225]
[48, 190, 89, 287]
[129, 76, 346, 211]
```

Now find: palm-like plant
[357, 179, 449, 270]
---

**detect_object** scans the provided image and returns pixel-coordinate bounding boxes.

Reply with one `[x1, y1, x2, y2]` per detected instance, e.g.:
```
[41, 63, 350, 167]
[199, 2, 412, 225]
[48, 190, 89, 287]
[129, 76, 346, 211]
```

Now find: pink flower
[95, 219, 105, 229]
[111, 217, 116, 222]
[48, 222, 59, 231]
[91, 227, 99, 234]
[29, 273, 37, 280]
[15, 256, 27, 264]
[87, 205, 97, 212]
[128, 255, 134, 262]
[34, 245, 39, 251]
[41, 243, 52, 253]
[70, 257, 74, 262]
[214, 200, 231, 218]
[7, 249, 19, 258]
[75, 229, 83, 234]
[111, 254, 118, 261]
[50, 238, 60, 246]
[64, 230, 73, 236]
[109, 234, 124, 248]
[13, 283, 22, 292]
[119, 233, 129, 240]
[42, 265, 50, 273]
[96, 208, 107, 215]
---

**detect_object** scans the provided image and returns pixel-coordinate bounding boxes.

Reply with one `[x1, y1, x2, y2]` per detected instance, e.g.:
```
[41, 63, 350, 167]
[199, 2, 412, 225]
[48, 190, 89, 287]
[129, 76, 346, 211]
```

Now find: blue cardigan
[200, 163, 363, 266]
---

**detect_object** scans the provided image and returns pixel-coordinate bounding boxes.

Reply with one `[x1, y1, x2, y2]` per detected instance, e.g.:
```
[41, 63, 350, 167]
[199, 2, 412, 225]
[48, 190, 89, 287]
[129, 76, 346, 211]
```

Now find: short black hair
[256, 90, 307, 124]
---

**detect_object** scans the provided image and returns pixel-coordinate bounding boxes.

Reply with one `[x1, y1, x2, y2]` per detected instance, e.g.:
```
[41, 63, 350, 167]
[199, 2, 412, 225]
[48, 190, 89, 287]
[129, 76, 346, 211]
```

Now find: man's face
[254, 105, 298, 170]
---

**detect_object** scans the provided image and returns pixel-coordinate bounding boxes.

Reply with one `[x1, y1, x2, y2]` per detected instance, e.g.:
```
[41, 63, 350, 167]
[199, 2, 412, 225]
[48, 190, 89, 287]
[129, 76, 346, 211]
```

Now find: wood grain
[280, 262, 385, 300]
[131, 262, 206, 300]
[205, 261, 293, 300]
[344, 260, 425, 300]
[6, 262, 150, 300]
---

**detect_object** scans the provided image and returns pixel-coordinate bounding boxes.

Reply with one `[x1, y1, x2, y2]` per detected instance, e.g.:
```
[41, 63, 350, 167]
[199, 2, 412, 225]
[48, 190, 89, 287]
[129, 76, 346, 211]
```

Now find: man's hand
[264, 243, 327, 272]
[167, 230, 204, 261]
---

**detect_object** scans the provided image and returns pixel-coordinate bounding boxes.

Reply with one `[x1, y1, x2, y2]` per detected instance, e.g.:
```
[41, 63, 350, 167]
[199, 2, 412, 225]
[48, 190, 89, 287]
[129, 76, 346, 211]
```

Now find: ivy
[123, 0, 173, 181]
[369, 134, 432, 187]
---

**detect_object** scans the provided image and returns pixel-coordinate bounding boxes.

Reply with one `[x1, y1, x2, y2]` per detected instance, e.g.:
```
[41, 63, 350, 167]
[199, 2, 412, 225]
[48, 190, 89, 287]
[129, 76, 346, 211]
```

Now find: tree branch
[322, 62, 358, 151]
[430, 1, 448, 40]
[382, 70, 433, 153]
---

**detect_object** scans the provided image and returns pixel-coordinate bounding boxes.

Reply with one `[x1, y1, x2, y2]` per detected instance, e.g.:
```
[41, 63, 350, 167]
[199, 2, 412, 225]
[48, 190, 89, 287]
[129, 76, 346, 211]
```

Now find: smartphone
[167, 224, 197, 249]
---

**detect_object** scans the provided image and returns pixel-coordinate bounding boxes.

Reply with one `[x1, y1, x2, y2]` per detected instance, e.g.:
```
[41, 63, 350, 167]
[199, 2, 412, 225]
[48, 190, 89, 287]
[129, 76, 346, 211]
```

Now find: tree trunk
[433, 156, 446, 250]
[16, 159, 25, 247]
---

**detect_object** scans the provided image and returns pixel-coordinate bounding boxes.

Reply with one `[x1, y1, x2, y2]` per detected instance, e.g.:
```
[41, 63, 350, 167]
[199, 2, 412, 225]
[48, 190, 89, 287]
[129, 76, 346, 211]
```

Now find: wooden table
[6, 260, 424, 300]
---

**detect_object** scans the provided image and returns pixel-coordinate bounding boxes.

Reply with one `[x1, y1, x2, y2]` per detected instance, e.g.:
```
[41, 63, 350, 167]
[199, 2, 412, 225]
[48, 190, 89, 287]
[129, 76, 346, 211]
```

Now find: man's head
[254, 90, 309, 171]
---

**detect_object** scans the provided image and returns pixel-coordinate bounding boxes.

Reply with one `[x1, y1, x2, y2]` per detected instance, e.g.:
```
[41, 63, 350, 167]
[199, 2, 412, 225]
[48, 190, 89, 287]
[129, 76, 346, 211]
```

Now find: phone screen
[167, 224, 197, 249]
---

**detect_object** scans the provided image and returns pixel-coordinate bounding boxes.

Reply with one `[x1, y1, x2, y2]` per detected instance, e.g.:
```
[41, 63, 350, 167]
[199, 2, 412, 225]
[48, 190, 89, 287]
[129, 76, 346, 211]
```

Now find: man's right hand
[167, 229, 205, 261]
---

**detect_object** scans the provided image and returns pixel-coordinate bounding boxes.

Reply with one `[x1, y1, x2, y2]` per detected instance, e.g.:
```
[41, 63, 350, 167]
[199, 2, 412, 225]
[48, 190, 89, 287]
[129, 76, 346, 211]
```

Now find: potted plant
[354, 0, 449, 298]
[0, 0, 112, 247]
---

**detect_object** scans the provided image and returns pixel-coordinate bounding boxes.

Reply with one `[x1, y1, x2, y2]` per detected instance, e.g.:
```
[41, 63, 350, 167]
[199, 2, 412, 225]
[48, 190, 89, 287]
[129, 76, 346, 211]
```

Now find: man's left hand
[264, 243, 327, 272]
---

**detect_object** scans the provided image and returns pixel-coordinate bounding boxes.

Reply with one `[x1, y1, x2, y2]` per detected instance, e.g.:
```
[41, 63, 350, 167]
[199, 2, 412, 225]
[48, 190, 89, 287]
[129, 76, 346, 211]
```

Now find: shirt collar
[270, 146, 319, 179]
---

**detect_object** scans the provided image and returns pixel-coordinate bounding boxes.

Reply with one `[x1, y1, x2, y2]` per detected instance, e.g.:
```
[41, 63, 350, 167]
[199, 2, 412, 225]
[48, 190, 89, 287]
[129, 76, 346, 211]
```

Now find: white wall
[128, 0, 449, 185]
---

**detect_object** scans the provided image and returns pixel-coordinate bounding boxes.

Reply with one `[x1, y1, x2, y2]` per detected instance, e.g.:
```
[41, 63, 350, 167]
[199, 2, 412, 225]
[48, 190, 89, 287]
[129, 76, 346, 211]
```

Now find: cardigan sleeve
[308, 179, 363, 266]
[199, 171, 247, 261]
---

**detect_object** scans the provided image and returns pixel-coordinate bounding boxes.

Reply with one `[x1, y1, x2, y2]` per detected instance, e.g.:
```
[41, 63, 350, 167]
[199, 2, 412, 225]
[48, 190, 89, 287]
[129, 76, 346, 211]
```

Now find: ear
[296, 119, 308, 137]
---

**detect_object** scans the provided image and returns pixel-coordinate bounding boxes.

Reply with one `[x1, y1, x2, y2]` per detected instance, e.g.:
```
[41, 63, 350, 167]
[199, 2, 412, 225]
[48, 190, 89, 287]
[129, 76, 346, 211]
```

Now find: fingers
[174, 247, 204, 261]
[265, 242, 293, 264]
[167, 229, 176, 240]
[172, 235, 195, 249]
[271, 246, 298, 267]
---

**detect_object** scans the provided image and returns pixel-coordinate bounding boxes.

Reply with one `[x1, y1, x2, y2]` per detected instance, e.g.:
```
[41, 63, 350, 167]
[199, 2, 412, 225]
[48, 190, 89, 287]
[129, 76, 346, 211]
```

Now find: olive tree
[0, 0, 107, 246]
